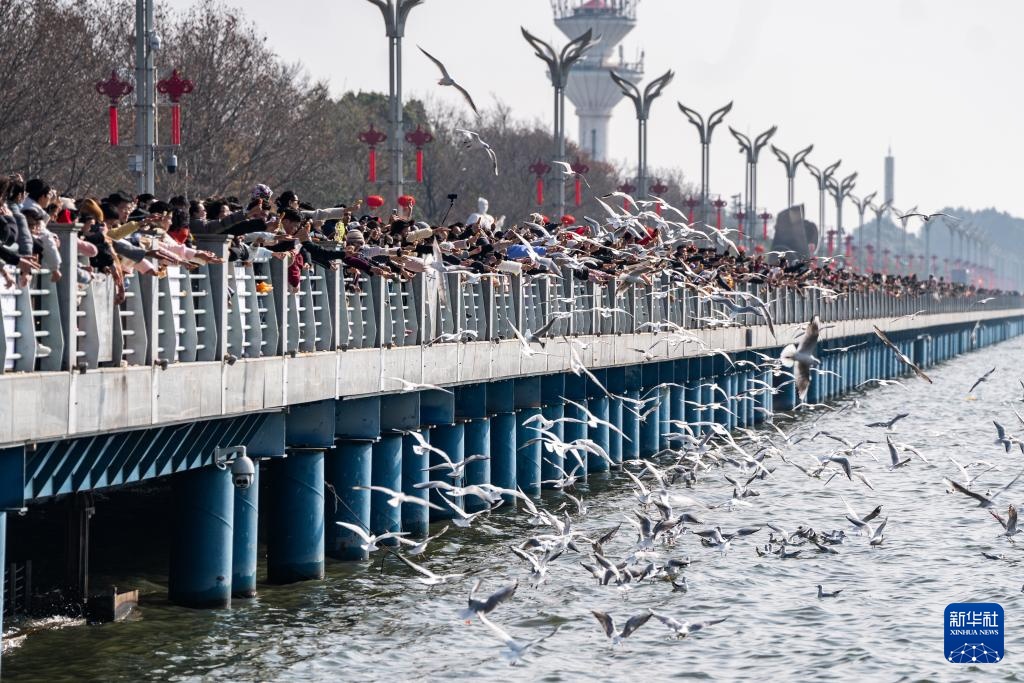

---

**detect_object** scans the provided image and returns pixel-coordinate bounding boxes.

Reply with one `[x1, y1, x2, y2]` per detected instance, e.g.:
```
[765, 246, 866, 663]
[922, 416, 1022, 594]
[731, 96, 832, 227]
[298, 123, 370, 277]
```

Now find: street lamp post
[869, 199, 891, 262]
[849, 191, 876, 269]
[677, 101, 734, 217]
[803, 159, 841, 253]
[133, 0, 157, 194]
[770, 144, 813, 208]
[825, 171, 857, 248]
[522, 27, 599, 218]
[729, 126, 778, 251]
[366, 0, 424, 203]
[610, 68, 674, 207]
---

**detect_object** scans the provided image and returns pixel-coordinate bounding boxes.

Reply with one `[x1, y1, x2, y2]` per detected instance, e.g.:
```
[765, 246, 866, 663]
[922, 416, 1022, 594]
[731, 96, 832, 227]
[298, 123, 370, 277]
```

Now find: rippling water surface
[6, 337, 1024, 682]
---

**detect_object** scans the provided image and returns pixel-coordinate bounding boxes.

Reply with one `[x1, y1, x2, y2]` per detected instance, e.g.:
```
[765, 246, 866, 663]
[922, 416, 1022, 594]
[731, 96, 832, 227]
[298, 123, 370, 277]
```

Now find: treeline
[1, 0, 693, 223]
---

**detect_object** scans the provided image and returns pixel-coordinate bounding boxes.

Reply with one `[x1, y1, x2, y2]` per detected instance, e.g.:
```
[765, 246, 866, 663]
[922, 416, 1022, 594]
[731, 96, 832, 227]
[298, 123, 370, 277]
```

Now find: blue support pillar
[563, 373, 589, 476]
[457, 384, 491, 510]
[540, 402, 565, 486]
[621, 389, 641, 461]
[587, 395, 611, 473]
[490, 412, 517, 496]
[370, 434, 403, 539]
[516, 375, 544, 495]
[325, 442, 372, 561]
[517, 407, 544, 495]
[170, 465, 234, 608]
[231, 461, 259, 598]
[464, 418, 492, 512]
[267, 449, 325, 584]
[430, 423, 464, 518]
[657, 381, 671, 451]
[401, 429, 430, 538]
[608, 395, 623, 466]
[670, 383, 685, 441]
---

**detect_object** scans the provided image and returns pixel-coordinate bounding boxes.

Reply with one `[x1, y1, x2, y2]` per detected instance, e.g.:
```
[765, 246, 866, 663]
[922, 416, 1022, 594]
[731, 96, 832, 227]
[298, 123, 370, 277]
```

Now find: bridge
[0, 226, 1021, 629]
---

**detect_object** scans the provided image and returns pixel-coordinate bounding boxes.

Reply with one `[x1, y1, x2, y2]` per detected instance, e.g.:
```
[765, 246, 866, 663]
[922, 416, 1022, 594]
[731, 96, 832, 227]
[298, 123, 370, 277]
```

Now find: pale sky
[162, 0, 1024, 224]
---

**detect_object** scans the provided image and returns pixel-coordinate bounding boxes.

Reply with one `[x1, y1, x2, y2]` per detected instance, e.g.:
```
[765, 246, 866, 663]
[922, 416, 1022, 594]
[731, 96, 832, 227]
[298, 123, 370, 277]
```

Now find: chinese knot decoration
[683, 196, 700, 223]
[95, 70, 133, 146]
[571, 157, 590, 207]
[358, 124, 387, 183]
[617, 181, 636, 211]
[529, 160, 550, 206]
[156, 69, 194, 146]
[649, 179, 668, 216]
[404, 125, 433, 183]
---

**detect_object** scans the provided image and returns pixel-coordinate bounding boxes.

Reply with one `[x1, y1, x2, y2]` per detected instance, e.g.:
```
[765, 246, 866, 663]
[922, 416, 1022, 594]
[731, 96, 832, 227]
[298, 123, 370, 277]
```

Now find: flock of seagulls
[328, 305, 1024, 666]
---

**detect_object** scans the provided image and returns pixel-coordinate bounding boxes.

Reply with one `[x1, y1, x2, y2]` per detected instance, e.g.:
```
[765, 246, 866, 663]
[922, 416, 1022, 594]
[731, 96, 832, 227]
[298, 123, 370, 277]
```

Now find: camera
[214, 446, 256, 489]
[166, 154, 178, 174]
[230, 454, 256, 489]
[447, 193, 458, 201]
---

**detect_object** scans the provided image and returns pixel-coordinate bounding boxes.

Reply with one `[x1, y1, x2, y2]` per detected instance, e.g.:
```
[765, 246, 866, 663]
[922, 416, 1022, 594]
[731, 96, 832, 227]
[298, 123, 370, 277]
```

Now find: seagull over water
[591, 610, 652, 646]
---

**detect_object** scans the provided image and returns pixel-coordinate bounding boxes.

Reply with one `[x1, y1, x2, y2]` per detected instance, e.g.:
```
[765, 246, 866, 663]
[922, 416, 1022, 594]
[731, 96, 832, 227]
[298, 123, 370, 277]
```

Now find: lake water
[5, 336, 1024, 682]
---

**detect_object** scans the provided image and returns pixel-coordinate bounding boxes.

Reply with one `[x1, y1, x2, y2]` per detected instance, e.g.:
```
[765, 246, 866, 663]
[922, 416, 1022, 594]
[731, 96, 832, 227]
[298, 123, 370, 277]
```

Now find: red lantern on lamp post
[758, 210, 772, 242]
[404, 125, 433, 184]
[826, 229, 836, 258]
[711, 197, 727, 230]
[529, 160, 550, 205]
[844, 235, 853, 259]
[571, 157, 590, 207]
[156, 69, 194, 146]
[358, 124, 387, 183]
[734, 210, 747, 243]
[617, 180, 636, 211]
[95, 70, 133, 146]
[865, 244, 875, 273]
[649, 179, 668, 216]
[684, 196, 700, 224]
[883, 248, 891, 274]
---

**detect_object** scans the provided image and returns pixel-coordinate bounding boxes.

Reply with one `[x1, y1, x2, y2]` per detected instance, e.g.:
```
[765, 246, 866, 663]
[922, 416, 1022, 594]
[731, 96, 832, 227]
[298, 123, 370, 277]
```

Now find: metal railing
[1, 225, 1022, 373]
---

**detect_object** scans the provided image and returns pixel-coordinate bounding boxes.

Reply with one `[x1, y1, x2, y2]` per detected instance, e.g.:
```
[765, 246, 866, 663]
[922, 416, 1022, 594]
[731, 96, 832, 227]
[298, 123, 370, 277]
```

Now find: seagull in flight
[896, 211, 959, 224]
[387, 377, 453, 395]
[454, 129, 498, 175]
[649, 611, 727, 637]
[968, 367, 996, 394]
[335, 522, 408, 553]
[944, 466, 1024, 508]
[418, 46, 478, 114]
[591, 610, 652, 646]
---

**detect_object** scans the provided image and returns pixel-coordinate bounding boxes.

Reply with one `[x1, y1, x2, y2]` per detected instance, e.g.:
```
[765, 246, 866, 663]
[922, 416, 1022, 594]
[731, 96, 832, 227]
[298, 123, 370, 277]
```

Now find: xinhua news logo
[945, 603, 1004, 664]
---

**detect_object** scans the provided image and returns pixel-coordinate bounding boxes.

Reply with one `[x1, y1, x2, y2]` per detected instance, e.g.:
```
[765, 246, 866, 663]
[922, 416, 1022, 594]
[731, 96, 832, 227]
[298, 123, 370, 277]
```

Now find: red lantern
[95, 70, 133, 146]
[366, 195, 385, 209]
[684, 196, 700, 223]
[759, 211, 773, 241]
[397, 195, 416, 209]
[882, 248, 891, 274]
[844, 235, 853, 259]
[866, 244, 875, 273]
[404, 125, 433, 183]
[571, 157, 590, 207]
[617, 181, 636, 211]
[359, 124, 387, 183]
[529, 160, 551, 205]
[156, 69, 194, 146]
[711, 198, 727, 230]
[735, 211, 747, 242]
[649, 179, 668, 216]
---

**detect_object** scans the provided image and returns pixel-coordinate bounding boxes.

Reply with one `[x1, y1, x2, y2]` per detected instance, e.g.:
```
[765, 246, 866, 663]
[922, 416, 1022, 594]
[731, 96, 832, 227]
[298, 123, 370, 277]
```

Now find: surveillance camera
[149, 32, 162, 51]
[230, 454, 255, 489]
[166, 154, 178, 174]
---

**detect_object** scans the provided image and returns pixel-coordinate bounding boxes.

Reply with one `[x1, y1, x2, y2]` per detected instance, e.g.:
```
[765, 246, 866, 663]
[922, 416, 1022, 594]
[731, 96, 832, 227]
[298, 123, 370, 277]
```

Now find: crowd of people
[0, 178, 1010, 311]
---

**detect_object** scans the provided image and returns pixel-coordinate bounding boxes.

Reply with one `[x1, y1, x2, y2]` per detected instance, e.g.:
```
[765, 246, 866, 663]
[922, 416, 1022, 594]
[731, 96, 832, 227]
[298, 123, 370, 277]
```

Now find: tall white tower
[553, 0, 643, 162]
[884, 146, 894, 205]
